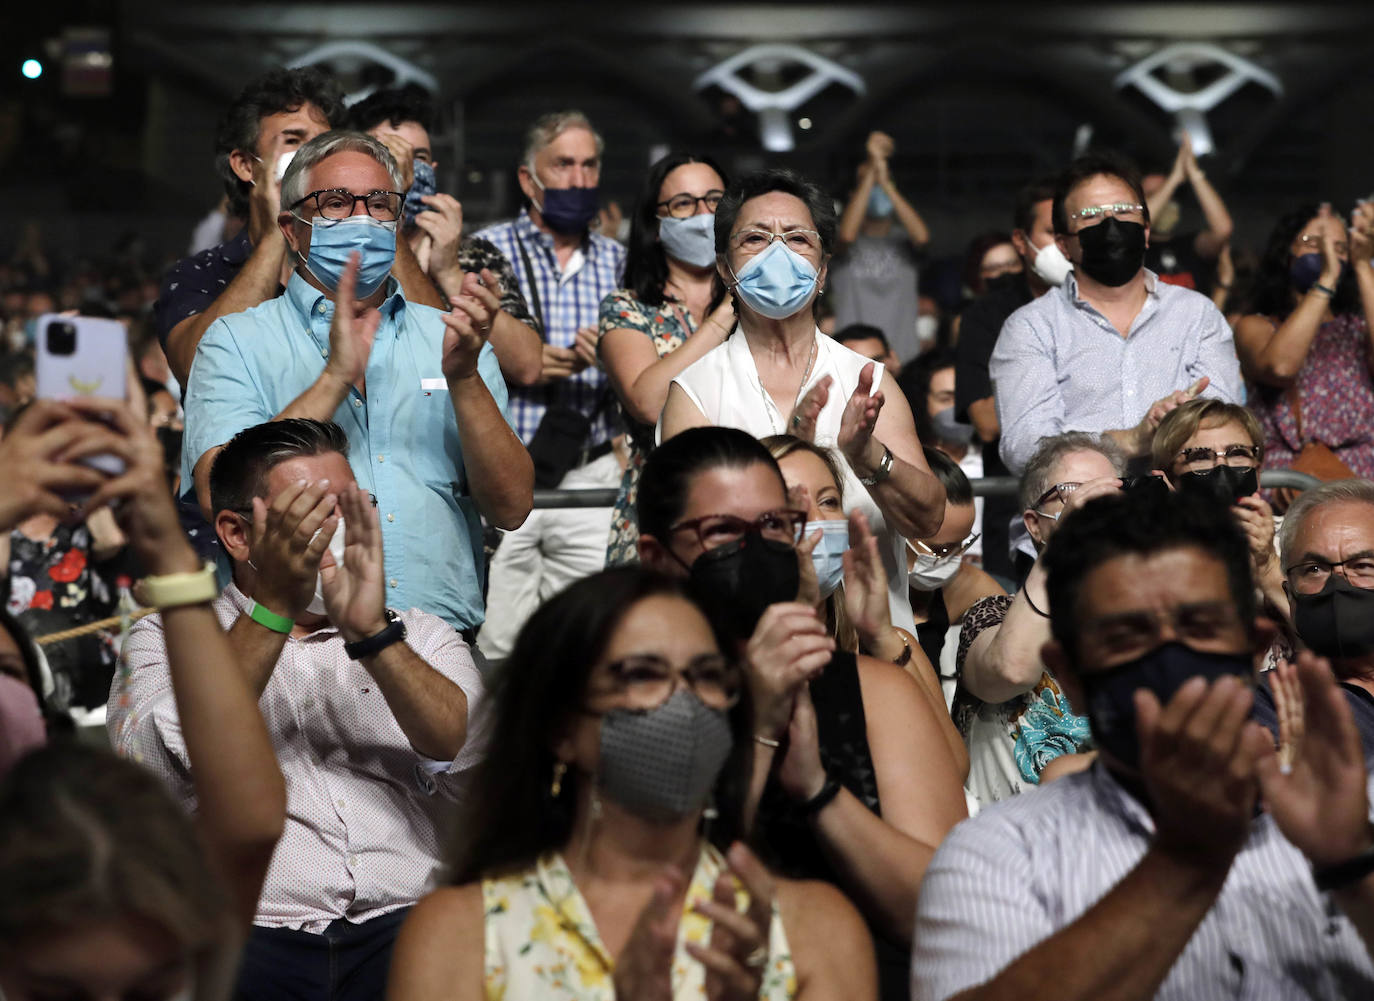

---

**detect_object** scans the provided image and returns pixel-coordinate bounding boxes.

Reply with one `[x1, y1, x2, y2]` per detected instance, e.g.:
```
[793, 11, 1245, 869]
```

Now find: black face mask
[1177, 466, 1258, 507]
[1079, 642, 1253, 771]
[1075, 217, 1147, 287]
[1292, 575, 1374, 660]
[687, 535, 799, 641]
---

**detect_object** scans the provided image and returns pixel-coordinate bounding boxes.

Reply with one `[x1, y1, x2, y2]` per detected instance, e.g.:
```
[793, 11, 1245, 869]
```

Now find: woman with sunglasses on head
[599, 153, 736, 566]
[763, 434, 968, 781]
[634, 427, 965, 1001]
[388, 566, 873, 1001]
[659, 169, 947, 641]
[1235, 201, 1374, 510]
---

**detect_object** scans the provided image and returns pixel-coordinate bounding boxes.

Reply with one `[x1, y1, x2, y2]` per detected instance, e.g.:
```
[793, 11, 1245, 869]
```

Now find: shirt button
[353, 398, 362, 407]
[389, 578, 398, 588]
[348, 854, 359, 866]
[386, 513, 395, 523]
[336, 799, 345, 809]
[377, 455, 385, 463]
[320, 347, 328, 358]
[316, 303, 326, 315]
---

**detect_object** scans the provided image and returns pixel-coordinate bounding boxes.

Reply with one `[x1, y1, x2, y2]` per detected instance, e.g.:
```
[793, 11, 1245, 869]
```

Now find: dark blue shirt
[152, 231, 254, 351]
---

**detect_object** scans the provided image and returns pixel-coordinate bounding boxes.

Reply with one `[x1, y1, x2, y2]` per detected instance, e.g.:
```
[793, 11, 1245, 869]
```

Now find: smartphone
[35, 313, 127, 476]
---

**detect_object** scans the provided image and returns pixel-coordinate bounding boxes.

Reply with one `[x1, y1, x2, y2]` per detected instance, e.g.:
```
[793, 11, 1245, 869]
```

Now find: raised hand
[0, 399, 112, 528]
[1139, 376, 1209, 440]
[787, 374, 832, 443]
[776, 685, 827, 803]
[838, 362, 884, 463]
[1352, 201, 1374, 267]
[686, 843, 777, 1001]
[865, 130, 895, 164]
[1136, 674, 1263, 870]
[1267, 655, 1306, 772]
[1315, 203, 1344, 287]
[440, 270, 496, 382]
[325, 253, 381, 389]
[745, 603, 834, 740]
[376, 133, 415, 192]
[248, 142, 286, 246]
[1232, 494, 1278, 576]
[841, 509, 891, 646]
[413, 193, 464, 280]
[1256, 651, 1373, 868]
[320, 483, 387, 643]
[613, 869, 683, 1001]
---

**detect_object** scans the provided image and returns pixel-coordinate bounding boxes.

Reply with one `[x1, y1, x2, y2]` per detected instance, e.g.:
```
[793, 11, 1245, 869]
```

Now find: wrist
[144, 543, 202, 577]
[340, 615, 390, 645]
[444, 366, 481, 387]
[865, 626, 906, 662]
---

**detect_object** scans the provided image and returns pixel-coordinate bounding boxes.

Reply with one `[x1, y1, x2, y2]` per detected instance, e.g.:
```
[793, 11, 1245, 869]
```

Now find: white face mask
[915, 314, 939, 349]
[1029, 236, 1073, 287]
[306, 518, 347, 616]
[906, 540, 962, 591]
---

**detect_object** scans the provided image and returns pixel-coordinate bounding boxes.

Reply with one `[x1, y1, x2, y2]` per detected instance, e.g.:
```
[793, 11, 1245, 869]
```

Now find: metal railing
[531, 469, 1323, 509]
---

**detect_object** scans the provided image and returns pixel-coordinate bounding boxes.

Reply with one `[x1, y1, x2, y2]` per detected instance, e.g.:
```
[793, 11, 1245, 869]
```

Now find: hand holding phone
[35, 313, 129, 478]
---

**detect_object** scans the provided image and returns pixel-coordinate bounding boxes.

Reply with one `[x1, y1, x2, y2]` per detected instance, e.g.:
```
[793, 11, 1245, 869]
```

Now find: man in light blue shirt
[991, 152, 1242, 477]
[913, 489, 1374, 1001]
[183, 130, 532, 633]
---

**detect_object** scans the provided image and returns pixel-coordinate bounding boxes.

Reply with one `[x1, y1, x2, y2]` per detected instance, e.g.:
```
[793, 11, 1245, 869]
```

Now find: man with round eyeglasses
[1265, 479, 1374, 762]
[182, 130, 533, 640]
[990, 151, 1243, 486]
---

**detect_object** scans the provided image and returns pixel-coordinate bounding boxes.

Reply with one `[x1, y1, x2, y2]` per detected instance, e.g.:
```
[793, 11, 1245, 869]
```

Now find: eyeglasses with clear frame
[1069, 203, 1146, 225]
[1296, 233, 1350, 256]
[290, 189, 405, 222]
[909, 532, 981, 565]
[728, 228, 823, 256]
[1176, 444, 1260, 472]
[586, 653, 742, 711]
[1284, 555, 1374, 594]
[656, 190, 725, 218]
[670, 508, 808, 551]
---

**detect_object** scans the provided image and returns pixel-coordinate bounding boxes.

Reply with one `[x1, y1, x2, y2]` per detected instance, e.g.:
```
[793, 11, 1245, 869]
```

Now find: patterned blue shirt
[181, 272, 511, 630]
[912, 761, 1374, 1000]
[474, 210, 626, 445]
[990, 270, 1243, 474]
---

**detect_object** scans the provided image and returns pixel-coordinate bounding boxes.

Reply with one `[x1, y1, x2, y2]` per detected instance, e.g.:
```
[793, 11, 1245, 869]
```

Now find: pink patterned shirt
[108, 583, 490, 933]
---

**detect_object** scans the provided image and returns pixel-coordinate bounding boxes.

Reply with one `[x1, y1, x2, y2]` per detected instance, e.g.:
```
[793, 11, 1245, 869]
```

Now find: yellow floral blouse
[482, 843, 797, 1000]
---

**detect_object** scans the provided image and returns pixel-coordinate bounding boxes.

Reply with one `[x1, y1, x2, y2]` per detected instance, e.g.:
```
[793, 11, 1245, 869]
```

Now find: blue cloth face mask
[1289, 252, 1348, 293]
[658, 214, 718, 269]
[808, 519, 850, 598]
[729, 240, 820, 320]
[300, 215, 397, 298]
[404, 160, 438, 227]
[532, 171, 600, 235]
[868, 185, 894, 219]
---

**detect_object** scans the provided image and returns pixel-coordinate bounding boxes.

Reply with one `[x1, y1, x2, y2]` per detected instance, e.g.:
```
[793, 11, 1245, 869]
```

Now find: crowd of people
[3, 61, 1374, 1001]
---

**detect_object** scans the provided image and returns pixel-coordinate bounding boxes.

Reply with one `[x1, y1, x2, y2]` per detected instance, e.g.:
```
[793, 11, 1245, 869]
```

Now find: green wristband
[248, 601, 294, 634]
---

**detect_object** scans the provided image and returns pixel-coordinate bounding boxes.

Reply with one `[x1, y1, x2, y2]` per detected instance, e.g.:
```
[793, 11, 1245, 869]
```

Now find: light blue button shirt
[990, 270, 1243, 475]
[182, 273, 511, 630]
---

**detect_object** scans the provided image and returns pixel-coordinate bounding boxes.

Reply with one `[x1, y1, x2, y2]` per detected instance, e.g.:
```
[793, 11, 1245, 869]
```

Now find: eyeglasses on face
[657, 190, 725, 218]
[1069, 203, 1145, 225]
[588, 653, 741, 710]
[291, 189, 405, 222]
[910, 532, 980, 565]
[728, 228, 823, 256]
[1285, 556, 1374, 592]
[1032, 481, 1082, 512]
[1176, 444, 1260, 471]
[670, 509, 808, 550]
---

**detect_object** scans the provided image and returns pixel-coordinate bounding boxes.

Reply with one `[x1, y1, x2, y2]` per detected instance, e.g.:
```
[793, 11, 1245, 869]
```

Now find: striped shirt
[912, 762, 1374, 1000]
[474, 210, 626, 445]
[990, 269, 1243, 475]
[108, 584, 492, 935]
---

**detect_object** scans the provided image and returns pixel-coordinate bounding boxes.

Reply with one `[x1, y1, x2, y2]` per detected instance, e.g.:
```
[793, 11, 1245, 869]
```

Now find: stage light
[798, 117, 813, 130]
[21, 59, 42, 80]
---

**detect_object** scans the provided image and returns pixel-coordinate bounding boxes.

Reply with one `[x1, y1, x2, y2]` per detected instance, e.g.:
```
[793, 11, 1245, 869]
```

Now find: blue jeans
[234, 908, 411, 1001]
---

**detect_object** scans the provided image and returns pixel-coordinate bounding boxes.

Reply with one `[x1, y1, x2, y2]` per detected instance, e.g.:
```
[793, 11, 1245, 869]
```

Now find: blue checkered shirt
[474, 210, 626, 445]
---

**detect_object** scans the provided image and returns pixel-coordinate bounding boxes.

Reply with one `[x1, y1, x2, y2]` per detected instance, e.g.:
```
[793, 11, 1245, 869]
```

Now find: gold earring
[551, 761, 567, 798]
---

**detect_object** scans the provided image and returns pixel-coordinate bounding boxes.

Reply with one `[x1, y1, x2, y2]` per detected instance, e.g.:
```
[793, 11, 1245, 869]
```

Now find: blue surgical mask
[809, 519, 849, 599]
[404, 160, 438, 226]
[299, 215, 397, 298]
[729, 240, 820, 320]
[868, 185, 894, 219]
[659, 214, 717, 269]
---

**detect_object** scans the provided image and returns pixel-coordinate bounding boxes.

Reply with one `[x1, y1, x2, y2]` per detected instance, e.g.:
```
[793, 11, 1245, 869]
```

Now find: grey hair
[280, 129, 403, 215]
[1019, 431, 1128, 511]
[1278, 479, 1374, 568]
[522, 110, 604, 177]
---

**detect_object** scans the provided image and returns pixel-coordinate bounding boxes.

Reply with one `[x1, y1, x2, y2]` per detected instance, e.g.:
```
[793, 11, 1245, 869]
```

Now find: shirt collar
[224, 579, 339, 641]
[515, 206, 592, 253]
[284, 271, 406, 327]
[1062, 268, 1161, 306]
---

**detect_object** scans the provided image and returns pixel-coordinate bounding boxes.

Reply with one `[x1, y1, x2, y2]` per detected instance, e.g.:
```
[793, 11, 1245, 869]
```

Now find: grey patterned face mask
[598, 688, 734, 822]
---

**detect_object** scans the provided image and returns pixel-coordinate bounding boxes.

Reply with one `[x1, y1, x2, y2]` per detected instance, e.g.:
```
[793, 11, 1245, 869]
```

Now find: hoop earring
[551, 761, 567, 798]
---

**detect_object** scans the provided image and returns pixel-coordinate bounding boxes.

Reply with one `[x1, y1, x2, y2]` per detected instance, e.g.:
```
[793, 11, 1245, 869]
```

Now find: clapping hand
[686, 843, 778, 1001]
[787, 375, 832, 443]
[842, 509, 891, 646]
[1137, 376, 1209, 445]
[440, 271, 496, 382]
[320, 484, 387, 643]
[325, 254, 381, 389]
[247, 478, 338, 620]
[414, 193, 464, 280]
[838, 363, 884, 465]
[745, 603, 834, 740]
[613, 869, 682, 1001]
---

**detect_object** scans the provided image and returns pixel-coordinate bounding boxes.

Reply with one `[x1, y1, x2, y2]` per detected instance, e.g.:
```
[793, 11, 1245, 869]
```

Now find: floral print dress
[482, 843, 797, 1000]
[596, 289, 697, 566]
[1249, 311, 1374, 480]
[7, 523, 128, 711]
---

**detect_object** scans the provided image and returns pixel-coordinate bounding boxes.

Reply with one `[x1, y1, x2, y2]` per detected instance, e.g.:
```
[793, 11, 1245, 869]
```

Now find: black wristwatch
[343, 610, 407, 661]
